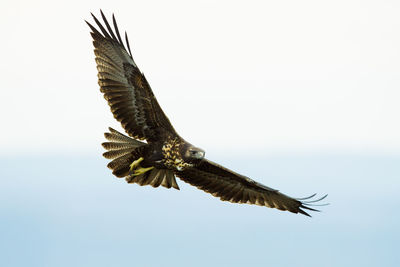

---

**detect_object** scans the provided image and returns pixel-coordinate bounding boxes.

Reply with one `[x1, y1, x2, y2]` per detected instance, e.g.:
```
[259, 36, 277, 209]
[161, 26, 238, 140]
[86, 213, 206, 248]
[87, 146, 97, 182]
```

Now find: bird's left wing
[86, 11, 176, 142]
[175, 159, 327, 216]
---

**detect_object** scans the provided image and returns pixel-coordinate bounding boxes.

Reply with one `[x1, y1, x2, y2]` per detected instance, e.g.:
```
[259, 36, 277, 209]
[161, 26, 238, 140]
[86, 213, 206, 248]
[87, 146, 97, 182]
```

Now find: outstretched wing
[175, 159, 327, 216]
[87, 11, 176, 142]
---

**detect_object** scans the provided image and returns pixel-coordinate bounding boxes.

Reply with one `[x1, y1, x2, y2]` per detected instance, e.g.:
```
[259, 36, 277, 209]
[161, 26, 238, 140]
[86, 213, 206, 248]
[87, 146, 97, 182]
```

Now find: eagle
[86, 11, 327, 217]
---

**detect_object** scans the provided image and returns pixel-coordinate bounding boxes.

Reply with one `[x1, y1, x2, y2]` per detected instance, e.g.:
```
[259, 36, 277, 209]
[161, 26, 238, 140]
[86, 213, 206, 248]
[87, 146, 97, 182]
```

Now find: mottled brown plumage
[87, 11, 327, 216]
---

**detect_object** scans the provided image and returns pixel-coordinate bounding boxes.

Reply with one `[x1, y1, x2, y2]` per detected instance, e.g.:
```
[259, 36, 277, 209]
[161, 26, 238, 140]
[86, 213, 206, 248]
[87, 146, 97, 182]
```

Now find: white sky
[1, 0, 400, 155]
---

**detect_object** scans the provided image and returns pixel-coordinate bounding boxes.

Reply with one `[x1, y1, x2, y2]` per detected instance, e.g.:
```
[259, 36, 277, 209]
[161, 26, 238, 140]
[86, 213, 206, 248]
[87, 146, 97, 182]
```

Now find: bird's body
[87, 11, 327, 216]
[131, 135, 203, 171]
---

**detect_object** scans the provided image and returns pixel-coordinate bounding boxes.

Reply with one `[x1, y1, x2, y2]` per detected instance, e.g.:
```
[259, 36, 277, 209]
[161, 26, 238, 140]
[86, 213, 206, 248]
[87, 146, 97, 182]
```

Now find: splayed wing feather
[100, 10, 117, 41]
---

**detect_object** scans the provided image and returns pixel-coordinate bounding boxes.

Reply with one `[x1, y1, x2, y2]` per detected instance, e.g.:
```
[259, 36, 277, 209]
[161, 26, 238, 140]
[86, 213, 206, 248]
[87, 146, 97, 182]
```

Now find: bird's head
[183, 144, 205, 162]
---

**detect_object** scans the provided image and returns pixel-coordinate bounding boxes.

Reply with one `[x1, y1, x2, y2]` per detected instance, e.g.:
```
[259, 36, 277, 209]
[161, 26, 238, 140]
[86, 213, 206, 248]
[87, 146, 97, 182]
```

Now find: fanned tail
[102, 127, 180, 190]
[102, 127, 145, 178]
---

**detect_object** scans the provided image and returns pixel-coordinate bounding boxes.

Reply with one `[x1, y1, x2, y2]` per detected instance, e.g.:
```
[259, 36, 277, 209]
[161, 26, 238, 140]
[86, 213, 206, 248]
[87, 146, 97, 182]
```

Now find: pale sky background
[1, 0, 400, 155]
[1, 1, 399, 267]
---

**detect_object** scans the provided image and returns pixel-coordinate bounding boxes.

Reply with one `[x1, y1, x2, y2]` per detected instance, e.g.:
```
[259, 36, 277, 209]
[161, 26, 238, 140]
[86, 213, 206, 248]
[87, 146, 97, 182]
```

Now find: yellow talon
[129, 157, 154, 176]
[130, 157, 144, 172]
[133, 166, 154, 176]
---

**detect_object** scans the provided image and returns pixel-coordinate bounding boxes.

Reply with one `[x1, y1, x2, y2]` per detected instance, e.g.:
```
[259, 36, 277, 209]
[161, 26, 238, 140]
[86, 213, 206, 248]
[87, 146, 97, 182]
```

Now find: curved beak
[195, 150, 205, 159]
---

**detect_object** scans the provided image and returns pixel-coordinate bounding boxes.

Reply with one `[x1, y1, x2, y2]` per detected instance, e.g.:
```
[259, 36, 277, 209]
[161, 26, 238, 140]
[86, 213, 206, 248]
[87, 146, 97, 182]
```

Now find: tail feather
[102, 127, 180, 190]
[112, 165, 131, 178]
[104, 127, 143, 144]
[103, 147, 138, 159]
[102, 142, 136, 151]
[107, 153, 133, 170]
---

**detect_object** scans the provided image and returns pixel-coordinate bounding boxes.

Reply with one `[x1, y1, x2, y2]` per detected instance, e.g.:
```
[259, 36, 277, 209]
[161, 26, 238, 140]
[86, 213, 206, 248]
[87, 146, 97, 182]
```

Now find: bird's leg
[129, 157, 154, 176]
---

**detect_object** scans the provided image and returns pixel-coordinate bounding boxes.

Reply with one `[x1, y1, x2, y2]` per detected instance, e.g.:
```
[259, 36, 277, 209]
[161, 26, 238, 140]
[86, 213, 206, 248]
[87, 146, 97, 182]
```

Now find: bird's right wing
[87, 11, 176, 142]
[175, 159, 327, 216]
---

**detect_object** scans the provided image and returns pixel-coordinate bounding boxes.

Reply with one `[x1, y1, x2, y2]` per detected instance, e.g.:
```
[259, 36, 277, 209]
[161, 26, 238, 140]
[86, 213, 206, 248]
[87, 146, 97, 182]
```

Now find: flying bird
[86, 11, 327, 216]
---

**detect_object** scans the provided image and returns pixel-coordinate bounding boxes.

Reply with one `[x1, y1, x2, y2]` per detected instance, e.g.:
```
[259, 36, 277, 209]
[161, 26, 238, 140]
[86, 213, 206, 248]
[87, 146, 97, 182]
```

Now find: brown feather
[148, 169, 162, 188]
[103, 148, 137, 159]
[102, 142, 133, 151]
